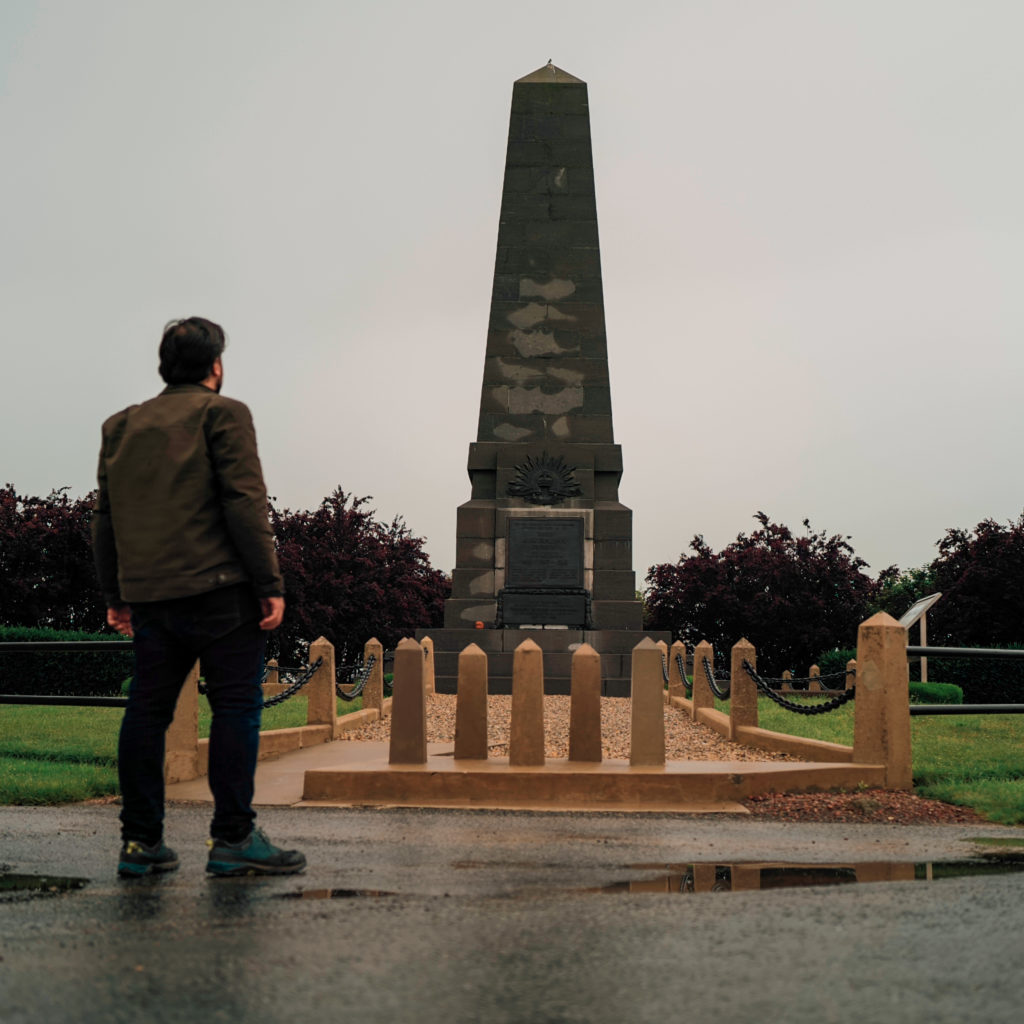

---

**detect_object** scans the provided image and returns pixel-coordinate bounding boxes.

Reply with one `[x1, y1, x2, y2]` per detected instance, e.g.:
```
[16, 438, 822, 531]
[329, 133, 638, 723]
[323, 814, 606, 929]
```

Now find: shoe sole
[117, 859, 180, 879]
[206, 859, 306, 877]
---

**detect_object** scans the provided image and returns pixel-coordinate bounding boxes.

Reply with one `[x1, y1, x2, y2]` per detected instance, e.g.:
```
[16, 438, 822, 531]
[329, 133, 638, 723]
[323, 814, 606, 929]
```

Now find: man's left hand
[259, 597, 285, 631]
[107, 605, 133, 637]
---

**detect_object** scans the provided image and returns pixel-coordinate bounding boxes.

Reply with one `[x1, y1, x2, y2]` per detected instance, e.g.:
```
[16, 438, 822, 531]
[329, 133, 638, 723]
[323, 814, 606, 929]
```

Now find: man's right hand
[259, 596, 285, 631]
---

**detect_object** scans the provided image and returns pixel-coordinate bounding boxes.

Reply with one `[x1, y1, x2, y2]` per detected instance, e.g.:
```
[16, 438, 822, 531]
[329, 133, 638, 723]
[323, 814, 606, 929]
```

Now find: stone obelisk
[421, 63, 666, 695]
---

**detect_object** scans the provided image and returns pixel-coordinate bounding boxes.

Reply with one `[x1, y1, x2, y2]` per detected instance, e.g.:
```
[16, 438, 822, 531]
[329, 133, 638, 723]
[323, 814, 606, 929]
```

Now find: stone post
[420, 635, 435, 695]
[569, 643, 602, 762]
[165, 661, 199, 784]
[263, 657, 279, 696]
[782, 670, 792, 688]
[362, 636, 384, 716]
[307, 637, 338, 733]
[729, 638, 758, 740]
[692, 863, 717, 893]
[852, 613, 912, 789]
[509, 638, 545, 766]
[389, 637, 427, 765]
[668, 641, 688, 699]
[454, 643, 489, 760]
[630, 638, 665, 767]
[809, 664, 821, 692]
[691, 640, 715, 720]
[846, 658, 857, 691]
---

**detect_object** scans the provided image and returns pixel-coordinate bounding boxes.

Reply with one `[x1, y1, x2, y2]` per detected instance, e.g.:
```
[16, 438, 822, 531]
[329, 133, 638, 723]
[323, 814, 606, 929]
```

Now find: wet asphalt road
[2, 803, 1024, 1024]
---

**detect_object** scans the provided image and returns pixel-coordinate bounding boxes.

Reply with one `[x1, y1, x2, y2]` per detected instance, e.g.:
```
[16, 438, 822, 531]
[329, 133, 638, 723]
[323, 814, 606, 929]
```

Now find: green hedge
[0, 625, 132, 698]
[909, 681, 963, 704]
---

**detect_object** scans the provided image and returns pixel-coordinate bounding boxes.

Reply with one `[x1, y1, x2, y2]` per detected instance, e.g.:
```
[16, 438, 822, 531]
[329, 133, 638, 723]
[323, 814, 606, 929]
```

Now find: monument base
[416, 627, 672, 697]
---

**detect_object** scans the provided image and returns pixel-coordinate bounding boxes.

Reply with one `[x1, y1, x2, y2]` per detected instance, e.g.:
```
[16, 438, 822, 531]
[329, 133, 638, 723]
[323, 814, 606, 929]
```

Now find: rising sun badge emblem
[506, 453, 582, 506]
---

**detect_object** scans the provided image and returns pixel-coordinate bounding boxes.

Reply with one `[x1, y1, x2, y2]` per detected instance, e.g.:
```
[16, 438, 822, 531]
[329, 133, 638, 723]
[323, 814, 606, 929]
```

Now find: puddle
[585, 860, 1024, 894]
[0, 873, 90, 901]
[274, 888, 396, 900]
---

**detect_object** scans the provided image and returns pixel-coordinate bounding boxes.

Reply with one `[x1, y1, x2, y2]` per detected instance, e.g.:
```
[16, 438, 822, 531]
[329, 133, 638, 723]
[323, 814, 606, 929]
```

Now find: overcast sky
[3, 1, 1022, 585]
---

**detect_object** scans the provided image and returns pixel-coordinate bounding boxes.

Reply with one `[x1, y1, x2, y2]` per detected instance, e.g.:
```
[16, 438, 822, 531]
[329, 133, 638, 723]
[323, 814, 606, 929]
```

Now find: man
[92, 316, 305, 878]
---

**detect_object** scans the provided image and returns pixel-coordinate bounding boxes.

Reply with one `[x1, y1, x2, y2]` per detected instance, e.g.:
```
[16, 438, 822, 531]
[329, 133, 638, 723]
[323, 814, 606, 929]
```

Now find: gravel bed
[342, 693, 803, 762]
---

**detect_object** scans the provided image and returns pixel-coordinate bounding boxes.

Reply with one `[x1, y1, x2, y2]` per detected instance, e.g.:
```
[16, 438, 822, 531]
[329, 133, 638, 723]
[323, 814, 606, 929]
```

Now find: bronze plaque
[506, 518, 585, 589]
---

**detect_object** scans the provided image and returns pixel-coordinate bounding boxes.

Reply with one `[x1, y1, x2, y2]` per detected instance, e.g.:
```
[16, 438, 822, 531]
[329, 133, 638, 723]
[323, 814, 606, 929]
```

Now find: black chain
[336, 654, 376, 702]
[741, 659, 856, 715]
[660, 653, 693, 694]
[261, 657, 324, 708]
[701, 657, 731, 700]
[756, 668, 856, 688]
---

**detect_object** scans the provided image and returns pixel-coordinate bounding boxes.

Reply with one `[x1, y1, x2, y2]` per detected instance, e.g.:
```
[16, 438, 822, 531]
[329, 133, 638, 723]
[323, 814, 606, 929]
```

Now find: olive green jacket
[91, 383, 284, 606]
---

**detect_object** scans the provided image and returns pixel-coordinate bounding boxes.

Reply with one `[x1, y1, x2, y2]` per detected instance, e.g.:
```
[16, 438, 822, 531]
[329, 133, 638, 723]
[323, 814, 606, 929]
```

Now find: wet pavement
[2, 803, 1024, 1023]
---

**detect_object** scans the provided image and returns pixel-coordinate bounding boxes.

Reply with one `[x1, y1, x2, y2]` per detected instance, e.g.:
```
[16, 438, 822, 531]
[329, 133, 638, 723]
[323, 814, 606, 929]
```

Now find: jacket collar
[159, 383, 217, 396]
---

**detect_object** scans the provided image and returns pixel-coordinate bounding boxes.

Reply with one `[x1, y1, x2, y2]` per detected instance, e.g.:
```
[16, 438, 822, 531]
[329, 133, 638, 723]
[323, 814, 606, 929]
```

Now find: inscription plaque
[506, 518, 585, 589]
[501, 593, 588, 628]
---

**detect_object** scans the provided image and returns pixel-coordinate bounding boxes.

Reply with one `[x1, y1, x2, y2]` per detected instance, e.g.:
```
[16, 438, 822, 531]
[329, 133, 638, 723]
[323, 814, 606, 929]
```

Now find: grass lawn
[728, 695, 1024, 825]
[0, 695, 365, 806]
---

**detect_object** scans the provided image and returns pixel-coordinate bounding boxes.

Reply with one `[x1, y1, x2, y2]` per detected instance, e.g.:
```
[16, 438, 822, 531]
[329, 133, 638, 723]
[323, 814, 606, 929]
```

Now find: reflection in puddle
[588, 860, 1024, 894]
[0, 873, 90, 900]
[275, 888, 396, 901]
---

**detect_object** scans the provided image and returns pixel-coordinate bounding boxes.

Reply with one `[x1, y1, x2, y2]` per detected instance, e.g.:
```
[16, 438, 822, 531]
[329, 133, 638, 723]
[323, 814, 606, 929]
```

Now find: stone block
[590, 601, 643, 631]
[469, 470, 496, 499]
[451, 568, 497, 599]
[455, 537, 496, 569]
[593, 506, 633, 540]
[591, 569, 637, 600]
[507, 113, 592, 142]
[443, 598, 497, 629]
[510, 82, 588, 115]
[593, 540, 633, 570]
[456, 503, 495, 538]
[729, 638, 758, 739]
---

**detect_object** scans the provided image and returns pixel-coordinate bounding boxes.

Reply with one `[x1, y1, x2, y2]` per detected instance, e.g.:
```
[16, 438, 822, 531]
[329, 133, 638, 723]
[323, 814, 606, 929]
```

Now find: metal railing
[907, 645, 1024, 716]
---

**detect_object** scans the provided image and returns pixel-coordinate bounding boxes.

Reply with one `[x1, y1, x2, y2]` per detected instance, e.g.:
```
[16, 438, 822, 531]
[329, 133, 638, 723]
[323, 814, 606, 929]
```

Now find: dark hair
[158, 317, 227, 384]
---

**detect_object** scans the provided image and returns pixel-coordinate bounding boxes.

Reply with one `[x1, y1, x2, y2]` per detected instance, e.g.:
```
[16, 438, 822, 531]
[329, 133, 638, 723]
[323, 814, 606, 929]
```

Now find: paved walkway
[2, 803, 1022, 1024]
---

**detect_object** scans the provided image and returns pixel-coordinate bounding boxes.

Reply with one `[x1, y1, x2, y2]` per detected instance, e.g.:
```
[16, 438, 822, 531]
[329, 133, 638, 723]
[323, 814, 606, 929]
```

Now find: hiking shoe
[117, 839, 180, 878]
[206, 828, 306, 877]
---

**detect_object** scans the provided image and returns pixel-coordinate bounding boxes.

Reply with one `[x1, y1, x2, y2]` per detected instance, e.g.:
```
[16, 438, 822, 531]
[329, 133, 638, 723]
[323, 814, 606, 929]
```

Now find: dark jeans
[119, 584, 266, 845]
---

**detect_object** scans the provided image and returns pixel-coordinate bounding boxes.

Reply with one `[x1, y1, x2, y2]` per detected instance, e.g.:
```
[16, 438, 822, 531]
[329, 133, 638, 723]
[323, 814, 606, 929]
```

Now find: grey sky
[3, 1, 1022, 584]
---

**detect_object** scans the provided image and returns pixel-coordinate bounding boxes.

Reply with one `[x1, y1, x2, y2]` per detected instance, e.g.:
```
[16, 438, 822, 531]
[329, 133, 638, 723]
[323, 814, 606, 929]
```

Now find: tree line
[0, 484, 449, 664]
[3, 483, 1022, 678]
[643, 510, 1024, 674]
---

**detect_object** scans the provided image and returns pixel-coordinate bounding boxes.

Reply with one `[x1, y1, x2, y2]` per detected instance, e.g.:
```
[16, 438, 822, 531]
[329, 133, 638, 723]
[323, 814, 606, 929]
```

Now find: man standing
[92, 317, 305, 878]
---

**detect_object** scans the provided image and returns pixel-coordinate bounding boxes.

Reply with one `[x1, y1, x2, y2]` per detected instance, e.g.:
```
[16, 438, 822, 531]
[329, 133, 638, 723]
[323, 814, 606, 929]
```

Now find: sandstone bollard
[852, 613, 912, 789]
[420, 635, 435, 695]
[361, 637, 384, 715]
[630, 638, 665, 767]
[307, 637, 338, 734]
[729, 638, 758, 740]
[668, 641, 688, 699]
[569, 643, 602, 762]
[782, 669, 792, 689]
[509, 638, 545, 766]
[691, 640, 715, 720]
[165, 661, 200, 783]
[692, 863, 718, 893]
[846, 658, 857, 691]
[454, 643, 489, 760]
[389, 637, 427, 764]
[809, 664, 822, 693]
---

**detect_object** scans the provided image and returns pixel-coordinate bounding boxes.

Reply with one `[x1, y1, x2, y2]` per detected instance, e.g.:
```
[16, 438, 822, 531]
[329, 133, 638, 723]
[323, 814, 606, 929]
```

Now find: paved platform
[166, 739, 887, 814]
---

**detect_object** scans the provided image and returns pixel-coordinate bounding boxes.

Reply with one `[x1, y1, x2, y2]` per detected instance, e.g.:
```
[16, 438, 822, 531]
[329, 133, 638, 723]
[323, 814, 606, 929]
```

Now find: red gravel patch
[742, 789, 987, 825]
